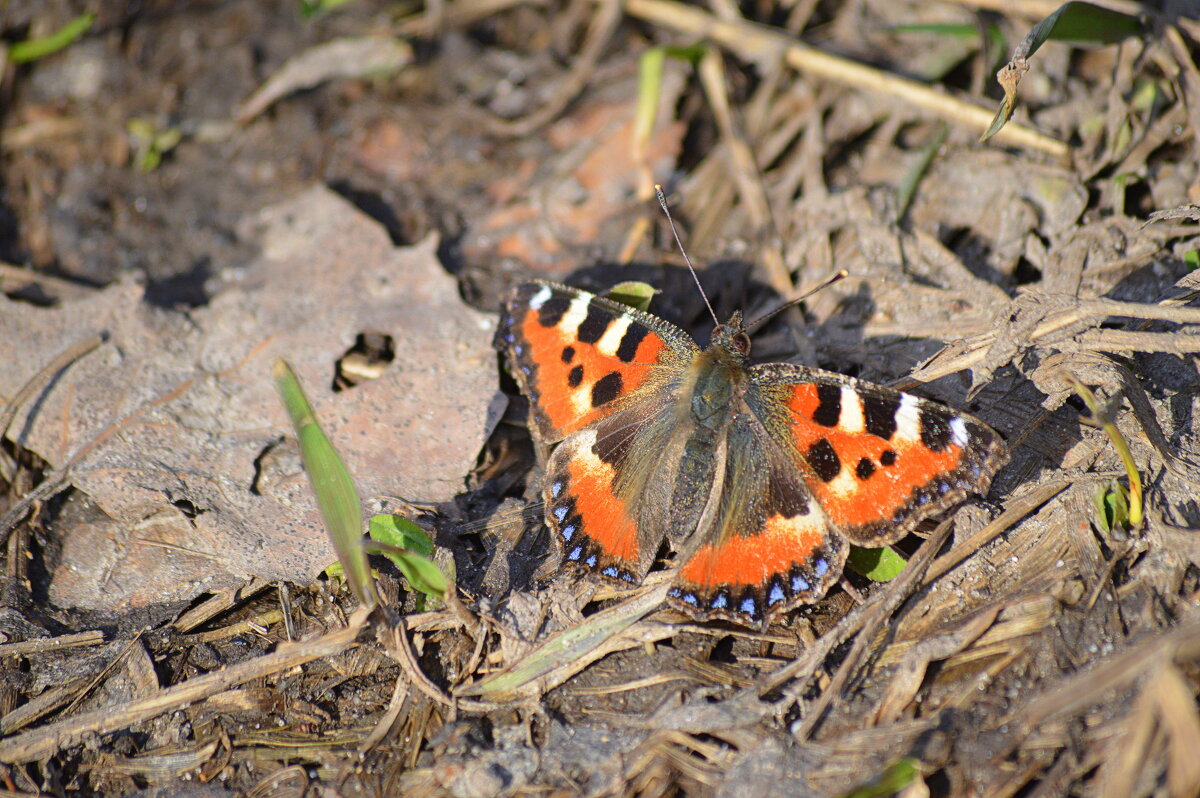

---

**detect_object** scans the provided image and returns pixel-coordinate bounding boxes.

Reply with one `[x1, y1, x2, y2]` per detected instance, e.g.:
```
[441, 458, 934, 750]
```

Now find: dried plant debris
[2, 1, 1200, 796]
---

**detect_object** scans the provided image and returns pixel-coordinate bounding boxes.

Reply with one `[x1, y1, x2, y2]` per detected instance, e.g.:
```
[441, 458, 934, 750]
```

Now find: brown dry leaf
[0, 186, 496, 611]
[235, 37, 414, 123]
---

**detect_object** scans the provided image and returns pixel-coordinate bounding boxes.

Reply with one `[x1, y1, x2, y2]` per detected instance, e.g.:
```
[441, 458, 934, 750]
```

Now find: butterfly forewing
[497, 280, 697, 443]
[748, 364, 1008, 546]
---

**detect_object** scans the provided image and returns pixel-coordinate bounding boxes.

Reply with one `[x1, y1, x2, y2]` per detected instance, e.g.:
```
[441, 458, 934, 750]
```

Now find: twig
[0, 262, 96, 301]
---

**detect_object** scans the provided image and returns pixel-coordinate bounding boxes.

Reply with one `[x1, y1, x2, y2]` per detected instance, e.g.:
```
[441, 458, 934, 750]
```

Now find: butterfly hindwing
[496, 281, 697, 443]
[748, 365, 1008, 546]
[542, 396, 681, 583]
[668, 416, 848, 624]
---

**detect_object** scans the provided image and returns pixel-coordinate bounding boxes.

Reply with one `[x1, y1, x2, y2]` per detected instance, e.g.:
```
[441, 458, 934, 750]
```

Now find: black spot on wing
[591, 371, 623, 407]
[919, 408, 954, 452]
[880, 449, 897, 466]
[855, 458, 876, 480]
[576, 302, 610, 344]
[562, 345, 575, 363]
[615, 323, 650, 363]
[806, 438, 841, 483]
[537, 296, 570, 328]
[863, 394, 900, 440]
[812, 383, 842, 427]
[567, 365, 584, 388]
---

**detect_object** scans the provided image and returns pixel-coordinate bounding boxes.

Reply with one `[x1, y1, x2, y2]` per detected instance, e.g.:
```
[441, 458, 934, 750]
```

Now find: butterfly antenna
[656, 184, 719, 326]
[745, 269, 849, 332]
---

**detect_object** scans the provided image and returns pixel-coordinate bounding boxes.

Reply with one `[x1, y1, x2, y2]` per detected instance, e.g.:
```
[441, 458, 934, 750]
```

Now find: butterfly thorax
[687, 317, 752, 430]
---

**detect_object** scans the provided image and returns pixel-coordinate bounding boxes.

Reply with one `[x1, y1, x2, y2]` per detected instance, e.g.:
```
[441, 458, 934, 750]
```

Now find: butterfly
[495, 279, 1008, 625]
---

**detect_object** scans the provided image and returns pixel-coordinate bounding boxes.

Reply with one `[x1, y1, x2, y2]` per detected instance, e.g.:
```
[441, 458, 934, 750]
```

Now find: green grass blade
[1020, 1, 1145, 58]
[459, 584, 668, 700]
[895, 124, 947, 221]
[840, 758, 920, 798]
[883, 23, 979, 38]
[273, 359, 377, 608]
[7, 13, 94, 64]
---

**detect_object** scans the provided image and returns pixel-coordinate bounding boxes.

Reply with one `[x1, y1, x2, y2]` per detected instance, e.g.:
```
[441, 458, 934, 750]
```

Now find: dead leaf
[236, 37, 414, 123]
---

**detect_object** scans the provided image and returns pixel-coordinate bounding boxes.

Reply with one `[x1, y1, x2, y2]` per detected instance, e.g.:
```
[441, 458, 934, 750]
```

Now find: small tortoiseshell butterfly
[496, 279, 1007, 625]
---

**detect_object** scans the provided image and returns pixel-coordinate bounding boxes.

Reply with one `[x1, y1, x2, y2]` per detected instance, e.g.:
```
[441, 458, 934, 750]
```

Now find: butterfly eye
[733, 332, 751, 355]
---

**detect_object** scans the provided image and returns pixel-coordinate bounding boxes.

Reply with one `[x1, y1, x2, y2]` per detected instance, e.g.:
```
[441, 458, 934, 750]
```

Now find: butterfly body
[497, 279, 1007, 625]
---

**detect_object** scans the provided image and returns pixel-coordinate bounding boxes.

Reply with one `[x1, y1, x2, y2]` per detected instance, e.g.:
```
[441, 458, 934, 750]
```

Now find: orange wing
[749, 365, 1008, 546]
[496, 281, 696, 443]
[668, 415, 847, 625]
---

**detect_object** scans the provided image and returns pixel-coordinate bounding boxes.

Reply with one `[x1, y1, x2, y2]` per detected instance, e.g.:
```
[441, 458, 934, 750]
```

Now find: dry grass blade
[621, 0, 1069, 156]
[793, 519, 955, 740]
[456, 582, 673, 701]
[0, 333, 105, 469]
[0, 611, 367, 764]
[924, 480, 1070, 584]
[358, 676, 410, 754]
[872, 605, 1000, 726]
[395, 0, 548, 36]
[235, 37, 414, 123]
[1002, 618, 1200, 748]
[487, 0, 622, 136]
[696, 47, 790, 295]
[0, 630, 104, 657]
[171, 577, 273, 633]
[1152, 665, 1200, 798]
[907, 295, 1200, 387]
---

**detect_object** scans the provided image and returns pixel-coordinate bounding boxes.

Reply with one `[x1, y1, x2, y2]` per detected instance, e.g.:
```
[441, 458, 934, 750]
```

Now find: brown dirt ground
[3, 1, 1200, 796]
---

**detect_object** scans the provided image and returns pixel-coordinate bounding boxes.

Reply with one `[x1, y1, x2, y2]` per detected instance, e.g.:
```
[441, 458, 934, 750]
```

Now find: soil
[3, 1, 1200, 796]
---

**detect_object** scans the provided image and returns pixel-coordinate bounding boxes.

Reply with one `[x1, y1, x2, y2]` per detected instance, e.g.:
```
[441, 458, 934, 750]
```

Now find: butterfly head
[710, 311, 752, 361]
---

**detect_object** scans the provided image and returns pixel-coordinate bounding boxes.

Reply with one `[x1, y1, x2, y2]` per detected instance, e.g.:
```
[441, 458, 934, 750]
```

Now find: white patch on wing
[560, 293, 592, 335]
[827, 468, 858, 498]
[896, 393, 921, 441]
[950, 417, 970, 448]
[596, 315, 632, 358]
[570, 387, 592, 416]
[529, 284, 552, 309]
[839, 386, 865, 433]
